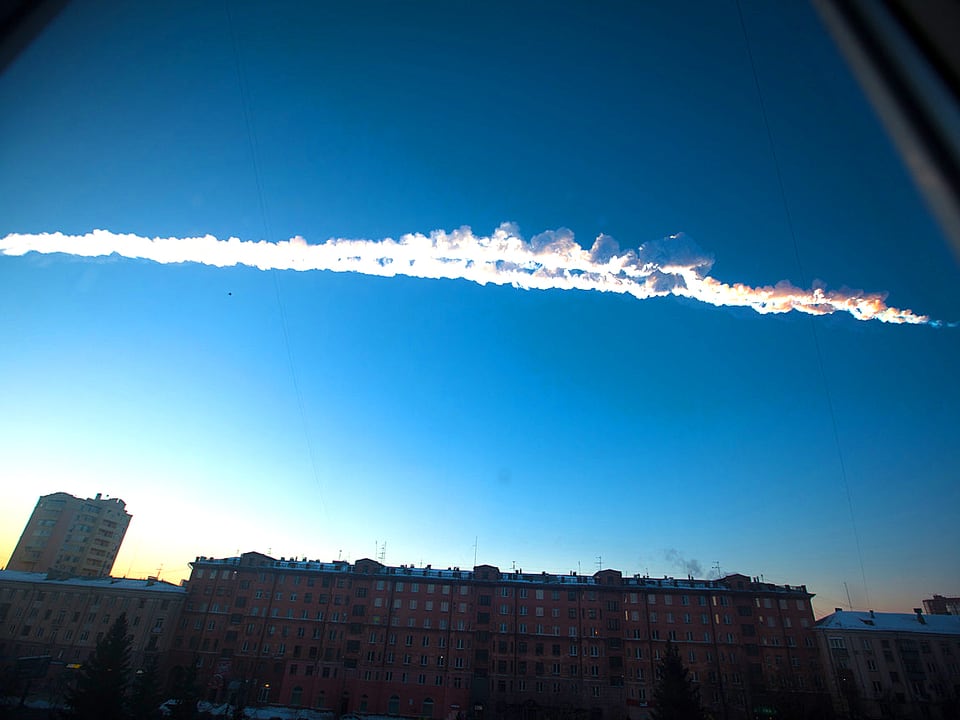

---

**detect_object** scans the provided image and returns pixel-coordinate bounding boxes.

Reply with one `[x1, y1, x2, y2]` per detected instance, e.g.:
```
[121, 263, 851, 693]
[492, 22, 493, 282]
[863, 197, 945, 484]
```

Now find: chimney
[914, 608, 926, 624]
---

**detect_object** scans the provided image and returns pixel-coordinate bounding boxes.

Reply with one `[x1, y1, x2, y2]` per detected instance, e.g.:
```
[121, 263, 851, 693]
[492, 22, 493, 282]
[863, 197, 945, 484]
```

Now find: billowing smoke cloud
[0, 224, 939, 325]
[663, 549, 704, 578]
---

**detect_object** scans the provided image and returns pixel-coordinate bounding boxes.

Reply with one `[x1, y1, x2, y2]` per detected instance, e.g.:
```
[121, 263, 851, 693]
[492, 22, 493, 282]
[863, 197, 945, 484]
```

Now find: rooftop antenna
[125, 548, 138, 579]
[377, 541, 387, 563]
[844, 581, 854, 610]
[512, 560, 517, 572]
[338, 549, 342, 561]
[712, 561, 722, 578]
[473, 537, 478, 567]
[156, 564, 163, 580]
[596, 555, 603, 571]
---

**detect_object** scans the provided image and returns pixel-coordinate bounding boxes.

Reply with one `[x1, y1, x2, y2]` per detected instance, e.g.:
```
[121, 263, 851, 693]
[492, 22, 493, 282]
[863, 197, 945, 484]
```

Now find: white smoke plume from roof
[0, 224, 939, 325]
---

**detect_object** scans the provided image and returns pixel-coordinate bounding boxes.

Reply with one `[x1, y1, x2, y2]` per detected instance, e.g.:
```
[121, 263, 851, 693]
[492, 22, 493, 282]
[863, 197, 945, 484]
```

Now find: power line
[734, 0, 870, 608]
[225, 0, 327, 520]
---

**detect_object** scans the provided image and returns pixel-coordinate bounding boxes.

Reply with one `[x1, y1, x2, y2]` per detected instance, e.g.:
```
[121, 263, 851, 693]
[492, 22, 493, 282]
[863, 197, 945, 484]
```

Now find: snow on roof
[193, 554, 808, 594]
[816, 610, 960, 636]
[0, 570, 185, 593]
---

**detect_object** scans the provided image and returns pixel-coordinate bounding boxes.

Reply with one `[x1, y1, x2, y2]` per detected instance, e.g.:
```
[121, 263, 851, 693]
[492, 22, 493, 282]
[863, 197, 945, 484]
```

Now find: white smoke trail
[0, 224, 938, 325]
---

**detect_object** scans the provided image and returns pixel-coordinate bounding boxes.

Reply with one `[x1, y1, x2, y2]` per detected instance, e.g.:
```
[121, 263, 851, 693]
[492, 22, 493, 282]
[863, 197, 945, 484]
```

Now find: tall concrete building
[6, 492, 132, 578]
[923, 595, 960, 616]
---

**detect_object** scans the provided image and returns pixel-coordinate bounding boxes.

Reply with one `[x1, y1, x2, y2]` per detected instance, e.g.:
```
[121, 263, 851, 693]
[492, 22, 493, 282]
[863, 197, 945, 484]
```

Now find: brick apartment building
[6, 491, 132, 578]
[0, 569, 186, 705]
[173, 552, 830, 720]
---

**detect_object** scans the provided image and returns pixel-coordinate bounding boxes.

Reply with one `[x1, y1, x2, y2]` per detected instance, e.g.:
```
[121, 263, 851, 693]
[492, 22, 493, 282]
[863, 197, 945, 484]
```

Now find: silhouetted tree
[167, 663, 201, 720]
[65, 613, 131, 720]
[650, 641, 705, 720]
[761, 670, 836, 720]
[766, 685, 836, 720]
[129, 655, 163, 720]
[0, 664, 18, 719]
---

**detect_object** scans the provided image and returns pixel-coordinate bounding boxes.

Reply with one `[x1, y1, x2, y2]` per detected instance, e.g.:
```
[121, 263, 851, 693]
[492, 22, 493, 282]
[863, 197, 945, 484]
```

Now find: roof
[0, 570, 185, 594]
[190, 553, 810, 595]
[816, 610, 960, 636]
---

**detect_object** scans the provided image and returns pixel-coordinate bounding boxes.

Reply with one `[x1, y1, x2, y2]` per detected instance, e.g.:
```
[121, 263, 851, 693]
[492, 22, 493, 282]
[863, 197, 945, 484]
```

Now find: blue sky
[1, 1, 957, 615]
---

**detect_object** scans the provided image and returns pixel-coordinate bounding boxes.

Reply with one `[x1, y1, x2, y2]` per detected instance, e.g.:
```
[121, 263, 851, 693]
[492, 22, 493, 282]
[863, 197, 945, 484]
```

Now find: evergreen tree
[65, 612, 132, 720]
[167, 663, 201, 720]
[650, 641, 704, 720]
[129, 655, 163, 720]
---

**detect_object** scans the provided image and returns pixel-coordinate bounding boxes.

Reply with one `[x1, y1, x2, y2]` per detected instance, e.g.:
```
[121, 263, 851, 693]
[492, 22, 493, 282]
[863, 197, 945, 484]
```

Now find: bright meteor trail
[0, 225, 937, 325]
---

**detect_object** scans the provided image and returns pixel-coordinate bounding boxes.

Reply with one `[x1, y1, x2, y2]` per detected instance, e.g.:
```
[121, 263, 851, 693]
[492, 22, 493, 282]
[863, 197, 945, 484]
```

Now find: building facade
[6, 491, 132, 578]
[815, 609, 960, 719]
[0, 569, 186, 706]
[923, 596, 960, 616]
[173, 553, 830, 720]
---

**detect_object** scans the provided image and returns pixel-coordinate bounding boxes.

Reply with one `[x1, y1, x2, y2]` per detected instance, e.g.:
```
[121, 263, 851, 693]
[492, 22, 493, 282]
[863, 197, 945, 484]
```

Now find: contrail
[0, 224, 939, 325]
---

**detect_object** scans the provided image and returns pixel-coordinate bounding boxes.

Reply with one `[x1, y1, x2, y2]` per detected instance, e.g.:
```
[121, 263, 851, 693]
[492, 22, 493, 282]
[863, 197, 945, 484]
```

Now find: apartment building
[923, 596, 960, 616]
[0, 569, 186, 706]
[173, 553, 829, 720]
[815, 609, 960, 719]
[6, 491, 132, 578]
